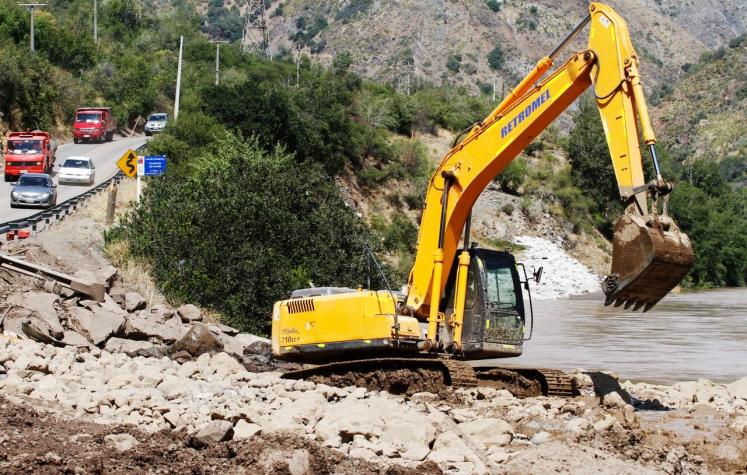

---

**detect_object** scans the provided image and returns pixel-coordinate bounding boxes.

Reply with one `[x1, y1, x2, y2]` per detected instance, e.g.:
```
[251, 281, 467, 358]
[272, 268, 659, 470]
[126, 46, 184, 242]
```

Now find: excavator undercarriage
[281, 358, 577, 398]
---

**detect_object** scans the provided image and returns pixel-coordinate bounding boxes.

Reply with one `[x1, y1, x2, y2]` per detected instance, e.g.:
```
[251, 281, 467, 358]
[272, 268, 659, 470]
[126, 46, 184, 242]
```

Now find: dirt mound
[0, 396, 442, 474]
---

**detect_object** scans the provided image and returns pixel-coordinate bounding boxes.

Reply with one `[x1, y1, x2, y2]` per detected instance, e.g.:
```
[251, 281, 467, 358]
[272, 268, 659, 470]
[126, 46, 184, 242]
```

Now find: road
[0, 136, 146, 223]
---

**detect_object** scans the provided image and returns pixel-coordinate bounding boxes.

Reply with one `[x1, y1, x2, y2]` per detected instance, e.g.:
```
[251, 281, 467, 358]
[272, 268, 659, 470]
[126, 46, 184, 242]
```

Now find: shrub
[114, 135, 385, 334]
[487, 46, 505, 71]
[446, 54, 461, 73]
[486, 0, 501, 12]
[496, 157, 527, 194]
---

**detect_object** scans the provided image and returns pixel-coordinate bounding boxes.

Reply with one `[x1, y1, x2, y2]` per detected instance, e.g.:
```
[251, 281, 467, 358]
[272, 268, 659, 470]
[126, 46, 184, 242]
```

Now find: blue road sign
[143, 155, 167, 176]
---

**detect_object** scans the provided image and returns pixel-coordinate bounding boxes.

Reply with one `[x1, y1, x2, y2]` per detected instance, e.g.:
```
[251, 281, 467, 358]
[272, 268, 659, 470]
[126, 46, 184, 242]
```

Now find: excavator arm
[405, 2, 694, 343]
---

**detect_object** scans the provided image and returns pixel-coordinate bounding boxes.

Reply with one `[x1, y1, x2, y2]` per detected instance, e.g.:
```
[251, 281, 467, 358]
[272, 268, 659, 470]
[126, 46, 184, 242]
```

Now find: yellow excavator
[272, 3, 694, 396]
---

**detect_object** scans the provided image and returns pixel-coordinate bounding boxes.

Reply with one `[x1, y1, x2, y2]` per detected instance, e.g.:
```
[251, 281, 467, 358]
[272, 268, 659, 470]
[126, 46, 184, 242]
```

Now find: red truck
[73, 107, 116, 143]
[3, 131, 57, 182]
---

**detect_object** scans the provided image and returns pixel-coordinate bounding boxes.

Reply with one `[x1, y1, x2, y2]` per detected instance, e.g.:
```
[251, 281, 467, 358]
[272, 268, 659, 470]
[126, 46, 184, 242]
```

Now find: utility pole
[295, 44, 301, 87]
[174, 36, 183, 121]
[18, 3, 47, 52]
[210, 40, 228, 86]
[492, 79, 496, 101]
[93, 0, 97, 44]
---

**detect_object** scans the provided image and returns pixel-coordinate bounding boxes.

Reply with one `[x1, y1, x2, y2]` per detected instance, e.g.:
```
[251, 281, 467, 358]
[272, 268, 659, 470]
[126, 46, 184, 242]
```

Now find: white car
[144, 113, 168, 136]
[57, 156, 95, 185]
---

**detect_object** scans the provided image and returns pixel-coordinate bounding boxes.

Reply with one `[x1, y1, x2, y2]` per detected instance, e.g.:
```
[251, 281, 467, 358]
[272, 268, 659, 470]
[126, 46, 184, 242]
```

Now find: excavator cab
[440, 248, 531, 359]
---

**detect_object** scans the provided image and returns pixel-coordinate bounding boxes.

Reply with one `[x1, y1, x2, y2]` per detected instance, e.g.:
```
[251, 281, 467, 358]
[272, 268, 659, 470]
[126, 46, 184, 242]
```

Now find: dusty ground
[0, 395, 438, 474]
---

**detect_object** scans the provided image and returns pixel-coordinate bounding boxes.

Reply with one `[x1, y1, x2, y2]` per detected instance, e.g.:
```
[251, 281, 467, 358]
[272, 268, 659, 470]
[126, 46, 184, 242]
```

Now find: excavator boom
[406, 2, 694, 329]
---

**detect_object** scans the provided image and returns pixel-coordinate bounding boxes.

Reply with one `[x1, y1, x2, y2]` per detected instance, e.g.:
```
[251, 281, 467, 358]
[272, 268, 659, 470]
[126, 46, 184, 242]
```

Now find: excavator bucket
[603, 214, 694, 311]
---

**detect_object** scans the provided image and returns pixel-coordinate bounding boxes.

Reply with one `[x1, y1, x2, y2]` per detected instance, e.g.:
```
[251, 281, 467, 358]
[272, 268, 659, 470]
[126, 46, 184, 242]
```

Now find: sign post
[117, 150, 166, 203]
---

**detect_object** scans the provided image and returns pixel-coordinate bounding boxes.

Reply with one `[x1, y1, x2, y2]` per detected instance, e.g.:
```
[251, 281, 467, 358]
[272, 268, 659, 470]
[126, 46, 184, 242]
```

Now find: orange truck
[3, 131, 57, 182]
[73, 107, 116, 143]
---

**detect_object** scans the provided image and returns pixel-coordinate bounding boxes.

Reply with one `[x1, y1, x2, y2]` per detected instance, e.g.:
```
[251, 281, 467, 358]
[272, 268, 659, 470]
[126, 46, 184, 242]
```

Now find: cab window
[484, 262, 518, 310]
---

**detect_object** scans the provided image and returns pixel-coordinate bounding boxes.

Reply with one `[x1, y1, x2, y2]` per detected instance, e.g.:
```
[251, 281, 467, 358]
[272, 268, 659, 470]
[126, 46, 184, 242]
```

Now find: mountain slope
[653, 36, 747, 170]
[261, 0, 746, 94]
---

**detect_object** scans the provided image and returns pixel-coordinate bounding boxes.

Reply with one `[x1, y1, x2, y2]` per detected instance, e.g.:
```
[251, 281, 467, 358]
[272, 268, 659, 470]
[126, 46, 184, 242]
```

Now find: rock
[123, 313, 188, 344]
[530, 431, 551, 444]
[262, 449, 310, 475]
[209, 352, 245, 375]
[62, 330, 90, 347]
[219, 334, 246, 358]
[6, 292, 64, 339]
[458, 418, 513, 448]
[168, 323, 223, 358]
[233, 420, 262, 440]
[593, 416, 616, 432]
[124, 292, 147, 312]
[177, 304, 202, 323]
[148, 305, 176, 323]
[427, 431, 479, 463]
[74, 267, 117, 290]
[105, 338, 162, 357]
[727, 377, 747, 400]
[104, 433, 139, 452]
[265, 393, 326, 432]
[208, 323, 239, 336]
[603, 391, 630, 409]
[192, 420, 234, 447]
[235, 333, 270, 346]
[567, 417, 591, 434]
[157, 376, 202, 400]
[68, 306, 125, 346]
[245, 341, 271, 357]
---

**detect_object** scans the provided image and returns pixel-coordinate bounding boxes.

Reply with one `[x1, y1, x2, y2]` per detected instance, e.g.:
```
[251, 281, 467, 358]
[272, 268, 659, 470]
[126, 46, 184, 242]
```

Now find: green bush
[112, 135, 385, 334]
[487, 46, 505, 71]
[496, 157, 527, 194]
[486, 0, 501, 13]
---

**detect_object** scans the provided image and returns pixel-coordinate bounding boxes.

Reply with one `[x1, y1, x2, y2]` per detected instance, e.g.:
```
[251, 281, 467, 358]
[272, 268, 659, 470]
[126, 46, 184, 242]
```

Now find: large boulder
[177, 304, 202, 323]
[168, 324, 223, 359]
[192, 420, 234, 447]
[427, 431, 481, 464]
[457, 418, 513, 448]
[235, 333, 270, 346]
[68, 306, 125, 346]
[122, 312, 189, 344]
[315, 397, 436, 461]
[104, 433, 139, 452]
[73, 266, 118, 290]
[263, 393, 327, 432]
[124, 292, 147, 312]
[6, 292, 64, 339]
[105, 337, 163, 357]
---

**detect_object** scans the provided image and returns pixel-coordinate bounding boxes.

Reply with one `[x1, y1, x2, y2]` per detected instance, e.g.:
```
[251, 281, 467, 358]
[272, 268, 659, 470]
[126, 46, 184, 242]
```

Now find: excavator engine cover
[603, 214, 694, 311]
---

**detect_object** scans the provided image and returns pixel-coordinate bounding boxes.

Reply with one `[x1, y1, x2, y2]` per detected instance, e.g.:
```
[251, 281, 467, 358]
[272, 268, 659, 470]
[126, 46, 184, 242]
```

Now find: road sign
[116, 149, 138, 178]
[143, 155, 167, 176]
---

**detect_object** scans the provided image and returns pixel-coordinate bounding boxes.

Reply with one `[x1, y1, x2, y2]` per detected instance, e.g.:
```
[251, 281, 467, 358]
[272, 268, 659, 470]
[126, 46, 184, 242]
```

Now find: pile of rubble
[0, 262, 271, 370]
[2, 334, 746, 473]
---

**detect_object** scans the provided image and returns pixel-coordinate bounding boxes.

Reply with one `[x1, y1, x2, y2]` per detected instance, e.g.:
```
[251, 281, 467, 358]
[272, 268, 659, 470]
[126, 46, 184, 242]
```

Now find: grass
[483, 238, 526, 253]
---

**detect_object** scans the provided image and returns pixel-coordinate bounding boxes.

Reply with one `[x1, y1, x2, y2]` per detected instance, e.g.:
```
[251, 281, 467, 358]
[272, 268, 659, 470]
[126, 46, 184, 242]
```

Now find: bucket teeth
[624, 300, 636, 310]
[633, 301, 647, 311]
[614, 298, 625, 307]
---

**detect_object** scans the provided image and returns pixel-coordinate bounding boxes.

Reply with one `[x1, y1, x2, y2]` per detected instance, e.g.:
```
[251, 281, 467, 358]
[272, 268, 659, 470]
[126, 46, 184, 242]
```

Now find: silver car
[58, 156, 95, 185]
[10, 173, 57, 208]
[144, 113, 168, 136]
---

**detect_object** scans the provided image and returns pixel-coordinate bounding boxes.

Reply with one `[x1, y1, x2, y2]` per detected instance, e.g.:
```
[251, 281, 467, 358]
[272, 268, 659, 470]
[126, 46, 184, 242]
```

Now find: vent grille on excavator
[287, 298, 315, 314]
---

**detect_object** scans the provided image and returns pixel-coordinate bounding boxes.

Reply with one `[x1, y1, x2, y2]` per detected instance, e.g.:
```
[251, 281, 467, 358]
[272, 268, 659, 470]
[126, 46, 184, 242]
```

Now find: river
[479, 288, 747, 384]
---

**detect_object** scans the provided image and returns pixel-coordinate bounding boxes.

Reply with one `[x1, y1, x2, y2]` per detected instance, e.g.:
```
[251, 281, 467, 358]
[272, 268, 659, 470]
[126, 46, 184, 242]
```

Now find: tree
[486, 0, 501, 12]
[116, 135, 384, 334]
[487, 46, 505, 70]
[565, 93, 622, 236]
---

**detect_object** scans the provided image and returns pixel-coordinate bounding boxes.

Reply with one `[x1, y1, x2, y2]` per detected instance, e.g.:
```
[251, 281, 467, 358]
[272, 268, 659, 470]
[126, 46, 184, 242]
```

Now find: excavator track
[281, 358, 575, 398]
[474, 367, 576, 397]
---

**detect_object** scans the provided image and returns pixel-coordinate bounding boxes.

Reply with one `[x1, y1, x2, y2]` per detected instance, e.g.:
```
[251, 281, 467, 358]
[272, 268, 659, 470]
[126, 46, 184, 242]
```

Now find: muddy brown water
[473, 288, 747, 384]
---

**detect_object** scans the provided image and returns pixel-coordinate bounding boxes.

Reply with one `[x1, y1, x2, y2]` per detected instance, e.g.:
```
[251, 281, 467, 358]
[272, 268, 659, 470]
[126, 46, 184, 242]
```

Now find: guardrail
[0, 144, 146, 237]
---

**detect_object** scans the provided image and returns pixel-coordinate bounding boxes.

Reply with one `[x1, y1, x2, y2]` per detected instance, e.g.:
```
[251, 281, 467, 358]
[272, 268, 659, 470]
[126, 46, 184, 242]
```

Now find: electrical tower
[243, 0, 269, 57]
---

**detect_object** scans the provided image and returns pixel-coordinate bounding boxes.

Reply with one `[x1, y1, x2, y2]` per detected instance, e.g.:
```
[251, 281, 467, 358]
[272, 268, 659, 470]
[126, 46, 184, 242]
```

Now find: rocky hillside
[260, 0, 747, 94]
[652, 35, 747, 182]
